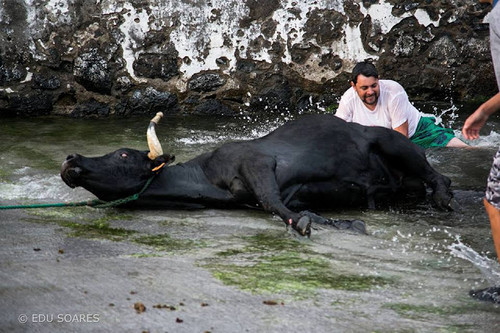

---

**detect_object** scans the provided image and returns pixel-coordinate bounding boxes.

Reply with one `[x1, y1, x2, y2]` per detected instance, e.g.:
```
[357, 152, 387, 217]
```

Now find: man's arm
[335, 91, 353, 121]
[394, 120, 409, 137]
[387, 84, 414, 138]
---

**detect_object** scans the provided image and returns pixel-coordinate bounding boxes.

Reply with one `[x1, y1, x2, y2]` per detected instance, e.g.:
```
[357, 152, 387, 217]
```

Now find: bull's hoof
[331, 219, 367, 235]
[469, 286, 500, 304]
[299, 211, 367, 235]
[432, 189, 456, 211]
[351, 220, 367, 235]
[296, 216, 312, 237]
[447, 197, 461, 212]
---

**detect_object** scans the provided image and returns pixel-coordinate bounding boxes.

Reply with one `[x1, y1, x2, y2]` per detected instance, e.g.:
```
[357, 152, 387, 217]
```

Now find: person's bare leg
[484, 198, 500, 263]
[446, 137, 469, 147]
[469, 198, 500, 303]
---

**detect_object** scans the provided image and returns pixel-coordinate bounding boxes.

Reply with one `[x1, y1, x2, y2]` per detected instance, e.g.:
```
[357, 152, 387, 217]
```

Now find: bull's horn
[147, 112, 164, 160]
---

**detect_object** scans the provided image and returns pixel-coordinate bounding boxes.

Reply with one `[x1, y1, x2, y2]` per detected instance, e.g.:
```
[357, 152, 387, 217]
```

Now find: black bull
[61, 114, 455, 236]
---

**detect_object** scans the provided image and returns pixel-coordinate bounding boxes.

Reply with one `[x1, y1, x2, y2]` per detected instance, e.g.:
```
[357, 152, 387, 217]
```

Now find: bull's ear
[154, 154, 175, 167]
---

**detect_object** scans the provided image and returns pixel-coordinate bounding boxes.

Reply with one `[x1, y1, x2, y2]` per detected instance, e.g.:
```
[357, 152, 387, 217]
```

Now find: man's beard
[363, 93, 378, 105]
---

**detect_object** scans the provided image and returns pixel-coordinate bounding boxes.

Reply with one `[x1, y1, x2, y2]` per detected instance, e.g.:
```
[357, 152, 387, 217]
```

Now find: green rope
[0, 175, 156, 210]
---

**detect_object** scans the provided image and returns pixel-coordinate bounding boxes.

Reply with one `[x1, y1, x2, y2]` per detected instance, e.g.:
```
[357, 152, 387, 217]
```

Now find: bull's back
[260, 114, 356, 146]
[257, 115, 371, 186]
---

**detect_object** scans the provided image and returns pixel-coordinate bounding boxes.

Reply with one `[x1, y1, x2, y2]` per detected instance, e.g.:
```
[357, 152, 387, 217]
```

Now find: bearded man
[335, 61, 467, 148]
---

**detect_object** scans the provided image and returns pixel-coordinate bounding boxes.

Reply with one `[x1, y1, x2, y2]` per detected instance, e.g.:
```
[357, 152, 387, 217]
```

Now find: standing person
[335, 61, 468, 148]
[462, 0, 500, 304]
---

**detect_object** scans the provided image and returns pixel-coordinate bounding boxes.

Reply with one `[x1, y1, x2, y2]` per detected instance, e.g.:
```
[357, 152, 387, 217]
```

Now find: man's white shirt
[335, 80, 421, 137]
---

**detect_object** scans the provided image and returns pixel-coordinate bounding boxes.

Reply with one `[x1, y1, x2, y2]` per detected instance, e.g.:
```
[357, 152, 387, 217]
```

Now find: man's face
[352, 75, 380, 107]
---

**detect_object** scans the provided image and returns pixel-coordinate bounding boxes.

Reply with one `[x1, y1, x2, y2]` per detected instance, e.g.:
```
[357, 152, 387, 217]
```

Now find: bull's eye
[120, 152, 128, 158]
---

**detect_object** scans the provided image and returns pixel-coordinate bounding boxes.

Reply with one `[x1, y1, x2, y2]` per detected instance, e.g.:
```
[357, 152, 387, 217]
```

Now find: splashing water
[471, 130, 500, 148]
[0, 168, 91, 202]
[419, 101, 460, 127]
[449, 238, 500, 286]
[3, 112, 500, 330]
[176, 125, 278, 146]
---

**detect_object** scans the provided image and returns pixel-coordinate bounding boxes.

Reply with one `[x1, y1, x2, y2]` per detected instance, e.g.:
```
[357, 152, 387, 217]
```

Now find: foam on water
[471, 130, 500, 148]
[420, 100, 500, 148]
[176, 129, 274, 146]
[0, 168, 91, 202]
[176, 115, 288, 146]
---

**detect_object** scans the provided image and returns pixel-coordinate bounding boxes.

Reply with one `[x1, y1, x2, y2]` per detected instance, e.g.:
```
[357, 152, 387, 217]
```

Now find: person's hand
[462, 108, 489, 140]
[463, 92, 500, 140]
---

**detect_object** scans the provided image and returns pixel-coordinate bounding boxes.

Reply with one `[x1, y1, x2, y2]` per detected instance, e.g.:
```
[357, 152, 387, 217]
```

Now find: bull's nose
[65, 154, 78, 161]
[62, 154, 81, 168]
[67, 167, 82, 178]
[62, 154, 77, 169]
[61, 154, 82, 188]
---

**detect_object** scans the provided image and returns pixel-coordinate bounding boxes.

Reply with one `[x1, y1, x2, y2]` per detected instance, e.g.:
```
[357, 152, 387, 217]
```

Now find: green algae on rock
[205, 233, 391, 297]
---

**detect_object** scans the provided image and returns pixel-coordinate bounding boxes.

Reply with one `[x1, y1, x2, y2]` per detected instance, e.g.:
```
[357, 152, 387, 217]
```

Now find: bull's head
[61, 112, 174, 201]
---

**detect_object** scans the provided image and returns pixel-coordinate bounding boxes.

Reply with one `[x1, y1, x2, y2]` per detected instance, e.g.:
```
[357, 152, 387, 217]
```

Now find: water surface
[1, 104, 500, 331]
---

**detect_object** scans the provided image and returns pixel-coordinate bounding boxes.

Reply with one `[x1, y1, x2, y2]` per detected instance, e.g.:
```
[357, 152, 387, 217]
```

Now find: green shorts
[410, 116, 455, 148]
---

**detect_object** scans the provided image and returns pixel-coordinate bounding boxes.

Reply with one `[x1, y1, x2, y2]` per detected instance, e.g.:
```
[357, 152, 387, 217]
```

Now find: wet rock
[70, 99, 110, 118]
[304, 9, 346, 46]
[344, 2, 364, 24]
[236, 59, 257, 74]
[241, 0, 281, 27]
[0, 90, 53, 116]
[0, 0, 496, 116]
[134, 302, 146, 314]
[459, 37, 490, 60]
[248, 75, 293, 114]
[362, 0, 379, 8]
[32, 73, 61, 90]
[385, 17, 432, 58]
[73, 49, 112, 95]
[290, 43, 321, 65]
[216, 57, 230, 67]
[427, 35, 460, 64]
[261, 18, 278, 38]
[392, 1, 421, 16]
[0, 62, 26, 85]
[116, 87, 179, 116]
[188, 73, 226, 92]
[194, 99, 236, 116]
[319, 54, 343, 71]
[133, 50, 179, 81]
[360, 16, 384, 54]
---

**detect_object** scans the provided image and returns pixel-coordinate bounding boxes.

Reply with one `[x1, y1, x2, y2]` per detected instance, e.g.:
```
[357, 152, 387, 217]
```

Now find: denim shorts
[486, 148, 500, 210]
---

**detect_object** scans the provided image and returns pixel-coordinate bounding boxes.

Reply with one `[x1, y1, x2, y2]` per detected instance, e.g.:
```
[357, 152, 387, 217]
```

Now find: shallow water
[1, 104, 500, 331]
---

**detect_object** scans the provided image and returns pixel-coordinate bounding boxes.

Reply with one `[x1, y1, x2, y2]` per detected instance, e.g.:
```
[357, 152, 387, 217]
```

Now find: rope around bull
[1, 112, 167, 211]
[0, 173, 158, 210]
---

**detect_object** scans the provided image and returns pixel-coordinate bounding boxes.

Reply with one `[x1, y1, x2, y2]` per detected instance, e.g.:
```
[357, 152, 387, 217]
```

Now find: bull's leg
[469, 287, 500, 304]
[239, 156, 311, 236]
[299, 211, 367, 234]
[372, 129, 455, 210]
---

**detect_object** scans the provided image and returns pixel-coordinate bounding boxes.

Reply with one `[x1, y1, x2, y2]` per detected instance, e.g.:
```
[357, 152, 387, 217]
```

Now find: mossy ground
[61, 219, 136, 241]
[0, 166, 13, 182]
[381, 302, 498, 331]
[132, 233, 206, 252]
[26, 208, 205, 253]
[384, 302, 499, 318]
[30, 210, 392, 297]
[203, 232, 391, 297]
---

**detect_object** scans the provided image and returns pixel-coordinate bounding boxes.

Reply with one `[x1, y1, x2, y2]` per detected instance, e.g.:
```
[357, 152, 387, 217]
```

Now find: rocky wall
[0, 0, 495, 117]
